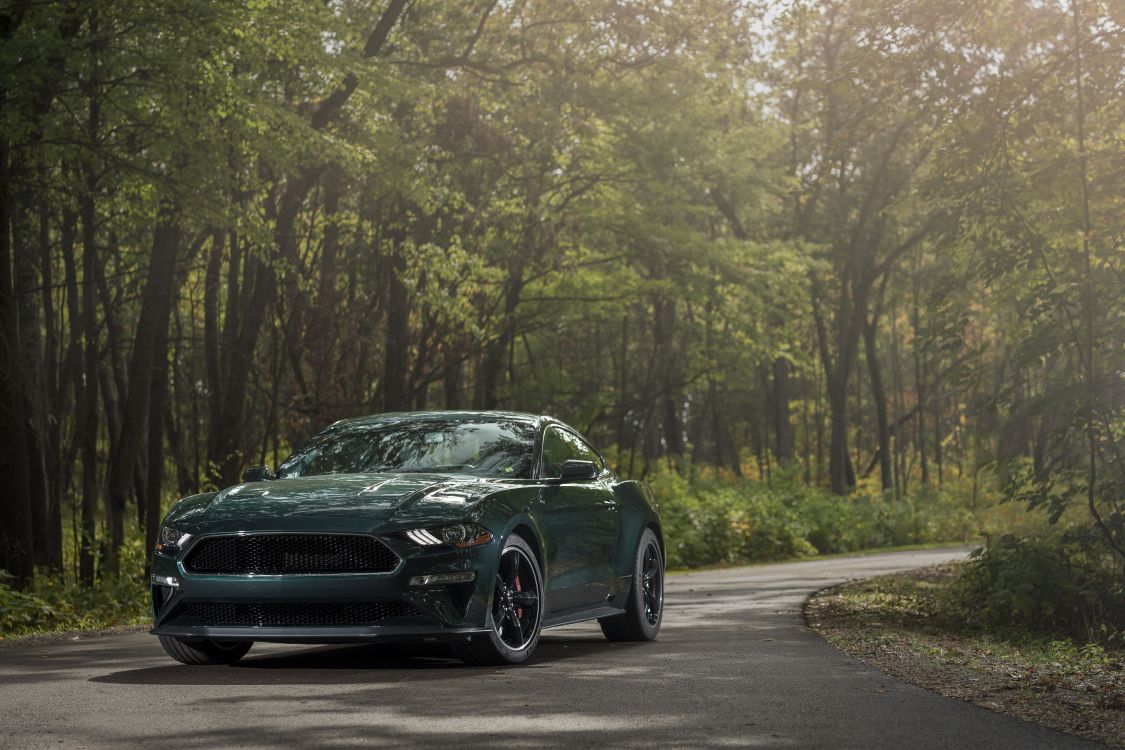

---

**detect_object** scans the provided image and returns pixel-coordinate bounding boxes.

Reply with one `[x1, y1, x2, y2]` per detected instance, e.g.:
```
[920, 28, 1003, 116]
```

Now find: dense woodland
[0, 0, 1121, 588]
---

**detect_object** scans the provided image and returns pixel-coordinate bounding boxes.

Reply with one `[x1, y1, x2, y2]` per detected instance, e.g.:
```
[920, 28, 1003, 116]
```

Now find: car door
[536, 426, 619, 612]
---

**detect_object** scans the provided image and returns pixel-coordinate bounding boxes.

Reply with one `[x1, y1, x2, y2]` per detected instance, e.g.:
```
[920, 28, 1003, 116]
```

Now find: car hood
[194, 473, 496, 534]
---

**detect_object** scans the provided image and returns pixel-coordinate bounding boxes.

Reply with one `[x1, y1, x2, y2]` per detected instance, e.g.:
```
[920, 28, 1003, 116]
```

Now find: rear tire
[158, 636, 252, 665]
[453, 534, 543, 666]
[600, 528, 663, 641]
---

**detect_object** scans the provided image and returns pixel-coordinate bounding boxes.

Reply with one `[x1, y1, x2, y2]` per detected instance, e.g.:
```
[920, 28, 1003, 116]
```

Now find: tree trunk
[827, 380, 853, 494]
[303, 169, 342, 409]
[0, 120, 35, 586]
[810, 270, 863, 495]
[38, 189, 63, 570]
[10, 164, 51, 569]
[652, 296, 682, 457]
[382, 235, 409, 412]
[476, 268, 523, 410]
[78, 170, 99, 586]
[772, 357, 794, 467]
[914, 339, 928, 486]
[104, 205, 182, 573]
[863, 314, 893, 491]
[443, 344, 463, 410]
[145, 343, 169, 562]
[933, 393, 944, 485]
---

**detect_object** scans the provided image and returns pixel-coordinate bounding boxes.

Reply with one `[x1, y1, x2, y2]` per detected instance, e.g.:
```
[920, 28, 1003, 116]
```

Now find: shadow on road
[88, 636, 641, 686]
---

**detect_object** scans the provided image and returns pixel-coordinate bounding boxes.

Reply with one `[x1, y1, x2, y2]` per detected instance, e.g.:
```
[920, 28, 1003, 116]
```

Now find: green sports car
[150, 411, 664, 666]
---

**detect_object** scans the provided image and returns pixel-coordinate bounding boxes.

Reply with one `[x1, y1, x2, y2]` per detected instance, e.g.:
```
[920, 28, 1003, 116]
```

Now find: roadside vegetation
[807, 556, 1124, 747]
[0, 540, 149, 639]
[656, 471, 1012, 569]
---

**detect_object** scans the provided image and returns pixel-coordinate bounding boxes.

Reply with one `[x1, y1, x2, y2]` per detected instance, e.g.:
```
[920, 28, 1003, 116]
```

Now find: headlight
[404, 523, 493, 549]
[155, 525, 190, 554]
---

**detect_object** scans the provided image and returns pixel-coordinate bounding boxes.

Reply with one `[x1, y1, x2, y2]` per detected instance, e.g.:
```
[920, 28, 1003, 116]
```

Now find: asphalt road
[0, 548, 1102, 749]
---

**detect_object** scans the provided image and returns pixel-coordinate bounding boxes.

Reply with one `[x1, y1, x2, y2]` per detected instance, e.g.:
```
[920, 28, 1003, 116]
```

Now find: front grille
[183, 534, 399, 575]
[176, 601, 423, 628]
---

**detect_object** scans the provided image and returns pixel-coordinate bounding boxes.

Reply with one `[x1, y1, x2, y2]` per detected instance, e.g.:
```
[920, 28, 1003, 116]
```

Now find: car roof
[332, 410, 557, 430]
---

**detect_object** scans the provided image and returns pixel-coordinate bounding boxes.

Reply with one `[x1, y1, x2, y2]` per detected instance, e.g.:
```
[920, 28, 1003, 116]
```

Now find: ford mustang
[150, 411, 664, 665]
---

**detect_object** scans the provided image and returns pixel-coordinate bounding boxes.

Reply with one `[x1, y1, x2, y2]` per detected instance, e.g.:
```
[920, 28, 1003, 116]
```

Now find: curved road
[0, 548, 1101, 749]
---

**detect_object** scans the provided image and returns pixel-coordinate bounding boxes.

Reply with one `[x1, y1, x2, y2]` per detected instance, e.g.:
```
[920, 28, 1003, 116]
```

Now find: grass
[806, 564, 1125, 746]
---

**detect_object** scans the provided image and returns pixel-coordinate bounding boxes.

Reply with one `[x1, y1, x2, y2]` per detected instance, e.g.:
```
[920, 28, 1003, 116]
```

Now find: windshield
[276, 419, 536, 479]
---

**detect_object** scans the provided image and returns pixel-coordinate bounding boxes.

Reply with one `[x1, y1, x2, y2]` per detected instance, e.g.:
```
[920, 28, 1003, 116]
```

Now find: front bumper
[150, 532, 497, 644]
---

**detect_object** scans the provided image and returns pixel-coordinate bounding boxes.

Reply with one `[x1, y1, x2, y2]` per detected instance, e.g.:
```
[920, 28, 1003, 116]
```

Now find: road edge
[802, 570, 1121, 748]
[0, 624, 149, 650]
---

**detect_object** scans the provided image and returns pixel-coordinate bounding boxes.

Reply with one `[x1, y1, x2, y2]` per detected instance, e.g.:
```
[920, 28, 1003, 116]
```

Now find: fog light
[409, 571, 477, 586]
[151, 574, 179, 588]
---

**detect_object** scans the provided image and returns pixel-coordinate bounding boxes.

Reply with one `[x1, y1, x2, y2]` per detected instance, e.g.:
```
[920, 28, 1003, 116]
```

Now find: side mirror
[560, 460, 598, 482]
[242, 465, 273, 483]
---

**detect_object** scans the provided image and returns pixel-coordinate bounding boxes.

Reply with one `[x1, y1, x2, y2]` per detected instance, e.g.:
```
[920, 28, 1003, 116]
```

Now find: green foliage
[653, 470, 982, 569]
[949, 529, 1125, 643]
[0, 539, 149, 639]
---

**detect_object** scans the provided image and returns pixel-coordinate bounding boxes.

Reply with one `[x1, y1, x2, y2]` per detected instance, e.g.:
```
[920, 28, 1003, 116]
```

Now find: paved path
[0, 548, 1101, 748]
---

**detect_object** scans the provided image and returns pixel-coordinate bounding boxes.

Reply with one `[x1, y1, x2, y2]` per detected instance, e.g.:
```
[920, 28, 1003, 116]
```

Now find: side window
[540, 427, 602, 478]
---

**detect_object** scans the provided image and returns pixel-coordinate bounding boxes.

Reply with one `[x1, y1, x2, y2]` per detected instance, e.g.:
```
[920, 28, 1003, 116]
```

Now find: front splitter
[151, 624, 491, 644]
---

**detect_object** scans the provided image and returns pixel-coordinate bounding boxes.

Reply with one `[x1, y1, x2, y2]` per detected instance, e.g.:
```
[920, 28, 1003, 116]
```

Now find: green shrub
[652, 470, 982, 568]
[0, 538, 150, 639]
[949, 528, 1125, 642]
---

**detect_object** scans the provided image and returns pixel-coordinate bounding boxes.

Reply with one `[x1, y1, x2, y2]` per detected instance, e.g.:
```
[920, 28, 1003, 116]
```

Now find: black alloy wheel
[640, 538, 663, 626]
[453, 534, 543, 665]
[600, 528, 663, 641]
[492, 544, 541, 650]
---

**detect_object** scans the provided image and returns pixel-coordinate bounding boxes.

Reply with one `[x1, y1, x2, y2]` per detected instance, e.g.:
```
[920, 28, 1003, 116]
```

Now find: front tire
[158, 636, 252, 665]
[453, 534, 543, 666]
[600, 528, 663, 641]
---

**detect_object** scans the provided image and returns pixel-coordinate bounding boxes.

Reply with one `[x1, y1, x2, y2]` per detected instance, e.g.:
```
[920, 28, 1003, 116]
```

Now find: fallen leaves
[806, 565, 1125, 748]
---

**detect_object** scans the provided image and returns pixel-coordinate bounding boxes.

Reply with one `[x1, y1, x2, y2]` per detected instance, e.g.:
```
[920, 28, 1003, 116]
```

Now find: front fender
[612, 480, 662, 575]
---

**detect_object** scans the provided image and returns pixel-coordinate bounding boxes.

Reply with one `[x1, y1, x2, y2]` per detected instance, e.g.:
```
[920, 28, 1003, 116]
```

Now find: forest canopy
[0, 0, 1121, 590]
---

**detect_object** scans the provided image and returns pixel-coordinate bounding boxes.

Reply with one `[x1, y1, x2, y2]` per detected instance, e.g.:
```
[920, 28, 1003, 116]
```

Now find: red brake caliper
[514, 574, 523, 619]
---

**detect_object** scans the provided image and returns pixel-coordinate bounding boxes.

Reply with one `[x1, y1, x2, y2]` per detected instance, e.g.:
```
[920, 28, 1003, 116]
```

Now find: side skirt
[542, 605, 625, 629]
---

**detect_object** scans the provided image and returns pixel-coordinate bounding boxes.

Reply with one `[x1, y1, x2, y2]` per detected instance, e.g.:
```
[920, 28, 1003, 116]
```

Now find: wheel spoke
[640, 543, 662, 625]
[511, 590, 538, 608]
[505, 551, 520, 586]
[506, 609, 524, 645]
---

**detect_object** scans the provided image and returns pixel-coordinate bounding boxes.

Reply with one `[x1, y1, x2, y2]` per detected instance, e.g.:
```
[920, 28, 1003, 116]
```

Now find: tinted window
[540, 427, 601, 478]
[276, 419, 536, 479]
